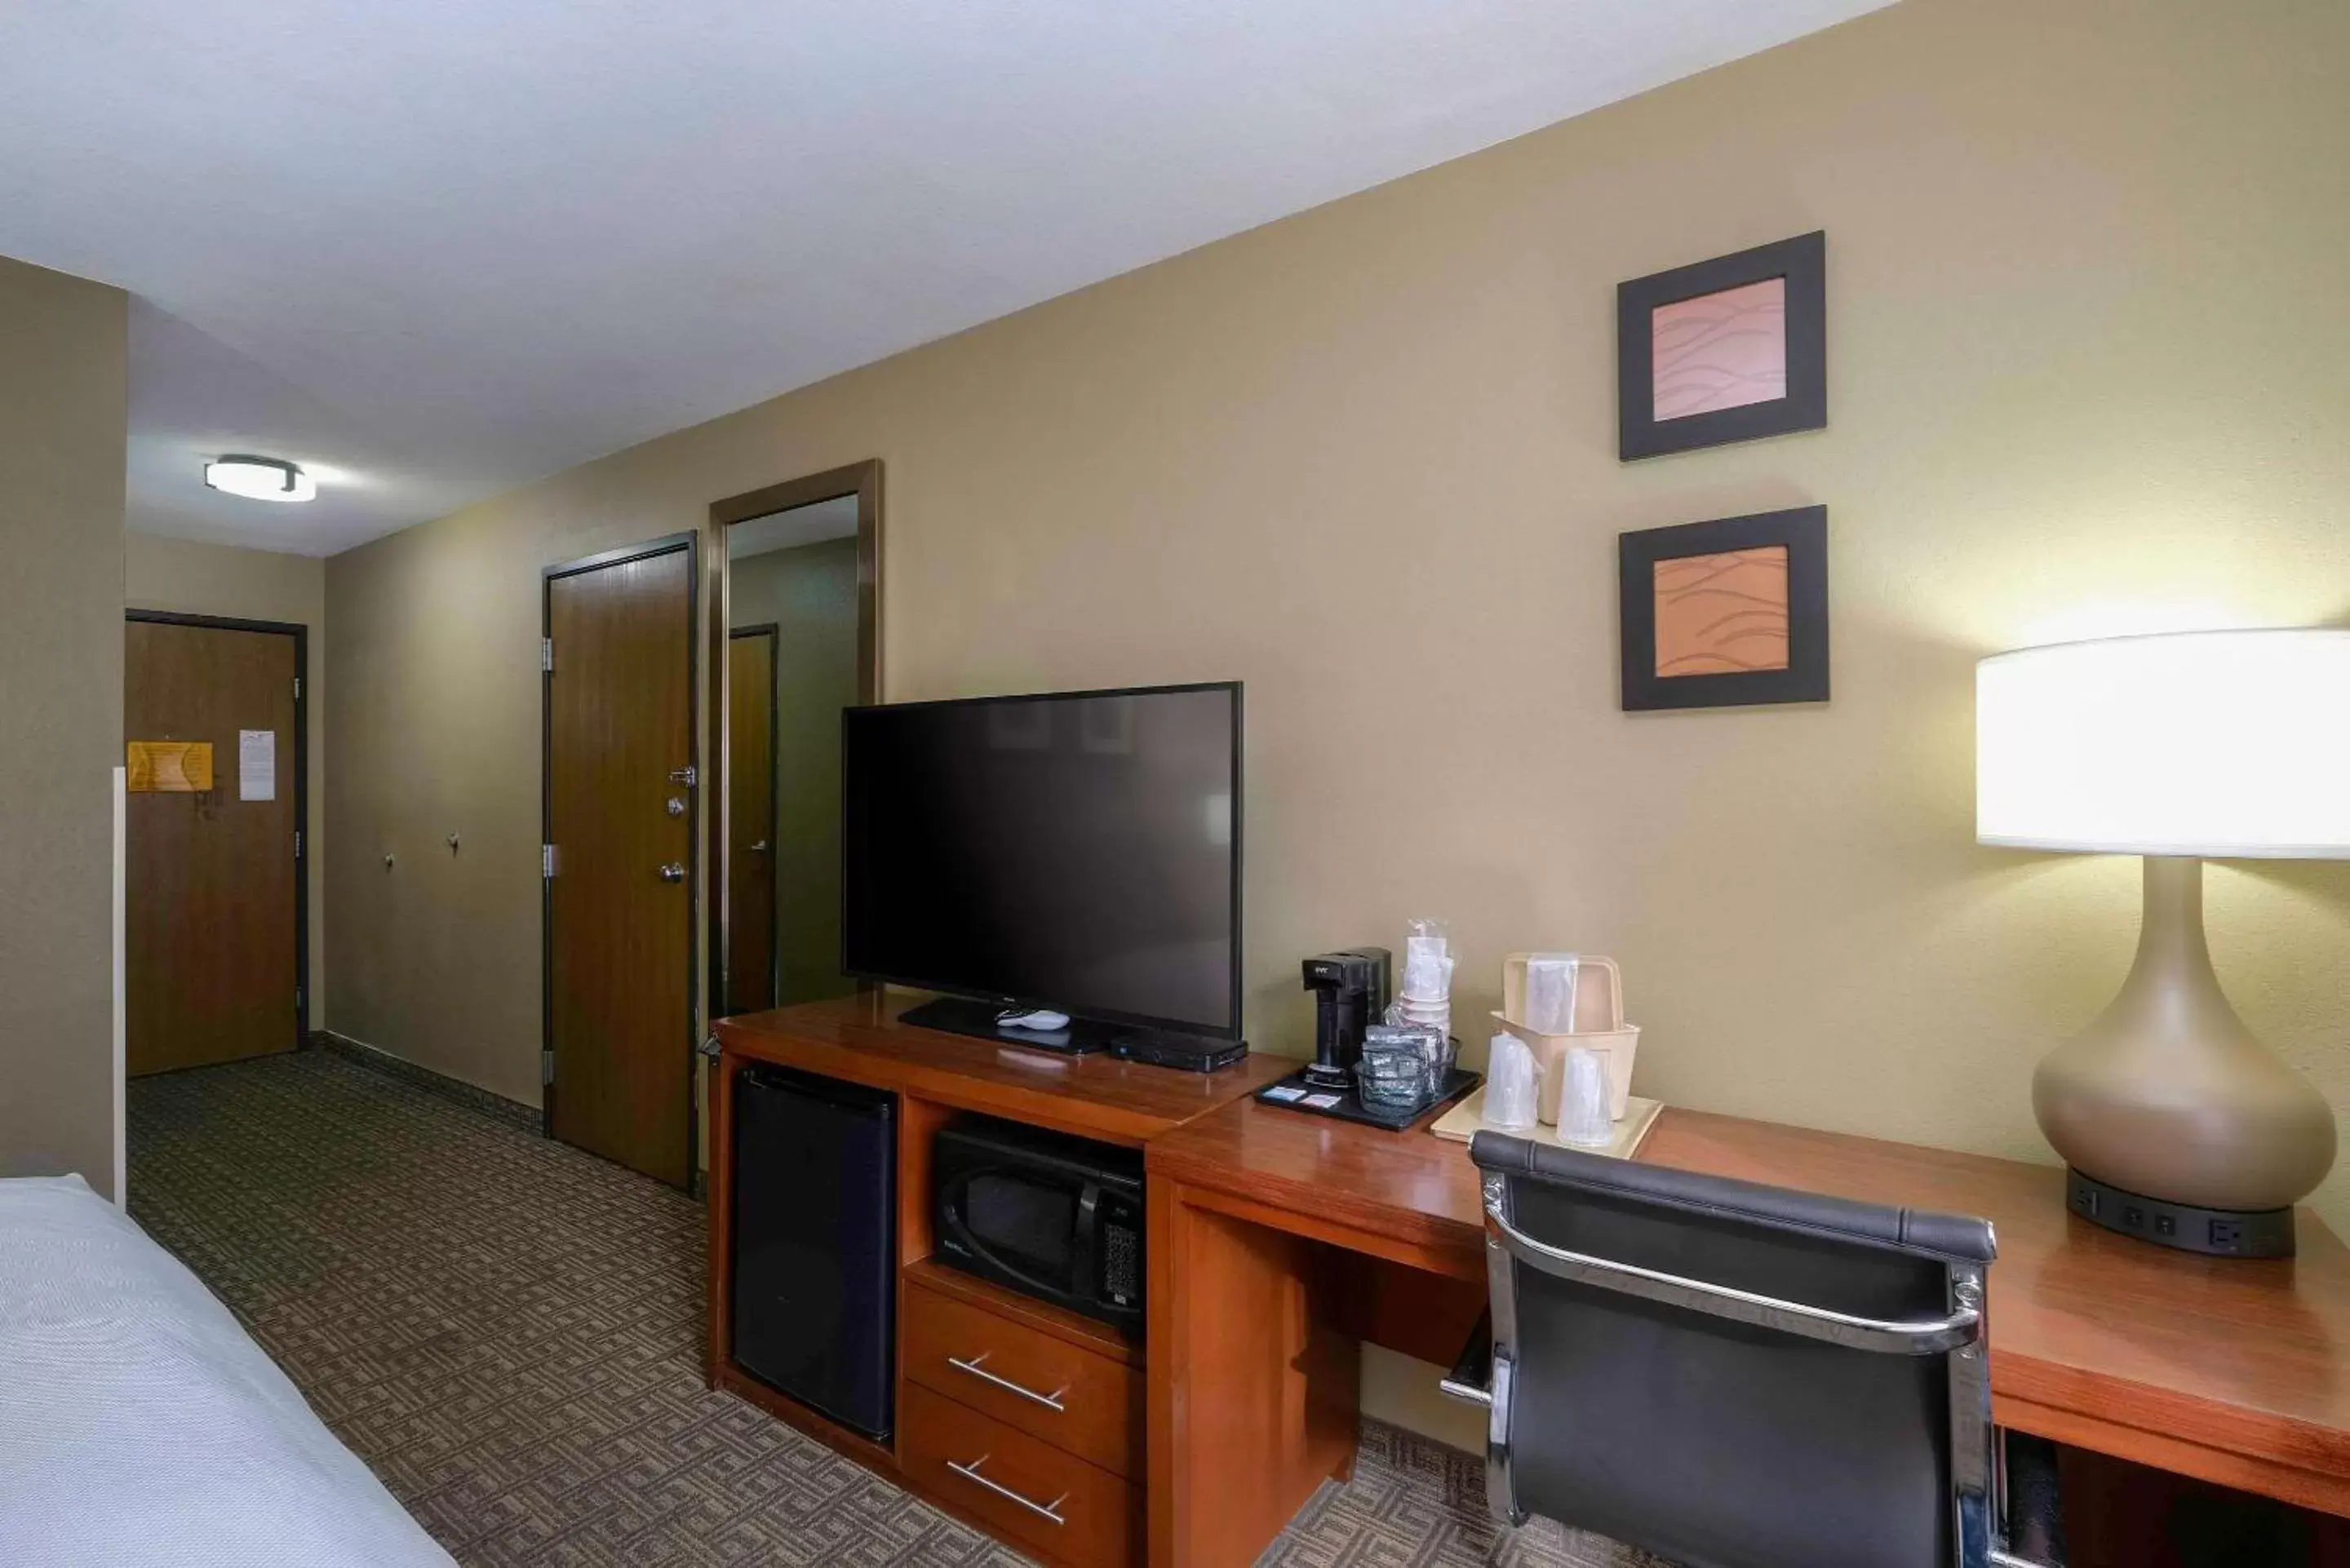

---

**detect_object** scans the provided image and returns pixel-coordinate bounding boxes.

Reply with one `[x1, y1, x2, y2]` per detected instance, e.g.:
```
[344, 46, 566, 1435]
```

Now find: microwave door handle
[946, 1173, 1089, 1304]
[1073, 1180, 1102, 1304]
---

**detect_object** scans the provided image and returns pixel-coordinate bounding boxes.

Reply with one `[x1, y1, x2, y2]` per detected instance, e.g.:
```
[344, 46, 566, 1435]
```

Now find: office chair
[1442, 1132, 2064, 1568]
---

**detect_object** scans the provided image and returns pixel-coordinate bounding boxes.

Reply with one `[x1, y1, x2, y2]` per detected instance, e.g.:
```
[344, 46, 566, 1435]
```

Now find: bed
[0, 1175, 454, 1567]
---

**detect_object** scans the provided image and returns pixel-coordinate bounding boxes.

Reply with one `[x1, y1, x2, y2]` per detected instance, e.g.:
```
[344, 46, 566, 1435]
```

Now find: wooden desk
[1146, 1098, 2350, 1567]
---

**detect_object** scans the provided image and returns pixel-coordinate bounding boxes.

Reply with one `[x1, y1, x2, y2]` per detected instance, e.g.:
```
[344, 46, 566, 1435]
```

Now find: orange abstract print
[1652, 545, 1791, 677]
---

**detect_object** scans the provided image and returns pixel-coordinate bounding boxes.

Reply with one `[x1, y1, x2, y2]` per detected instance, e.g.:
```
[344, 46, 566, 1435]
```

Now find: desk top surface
[1146, 1095, 2350, 1509]
[714, 992, 1293, 1145]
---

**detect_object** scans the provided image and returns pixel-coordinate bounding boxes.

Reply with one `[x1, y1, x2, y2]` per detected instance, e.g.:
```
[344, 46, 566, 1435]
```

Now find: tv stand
[706, 994, 1294, 1568]
[898, 994, 1122, 1055]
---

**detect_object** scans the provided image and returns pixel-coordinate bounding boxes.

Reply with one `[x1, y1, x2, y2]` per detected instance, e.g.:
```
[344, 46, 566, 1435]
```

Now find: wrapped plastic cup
[1419, 1029, 1456, 1097]
[1522, 955, 1579, 1034]
[1483, 1033, 1538, 1130]
[1557, 1047, 1613, 1147]
[1401, 950, 1453, 1002]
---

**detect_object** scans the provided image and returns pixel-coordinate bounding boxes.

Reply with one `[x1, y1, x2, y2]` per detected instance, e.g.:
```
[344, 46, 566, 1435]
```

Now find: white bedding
[0, 1175, 453, 1567]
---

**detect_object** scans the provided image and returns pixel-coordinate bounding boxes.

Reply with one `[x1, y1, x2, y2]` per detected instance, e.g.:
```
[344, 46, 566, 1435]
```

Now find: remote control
[996, 1008, 1072, 1032]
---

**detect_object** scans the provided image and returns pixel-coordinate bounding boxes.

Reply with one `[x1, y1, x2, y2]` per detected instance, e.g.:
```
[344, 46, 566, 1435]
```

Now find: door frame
[725, 622, 781, 1013]
[703, 459, 884, 1026]
[122, 609, 311, 1048]
[540, 532, 702, 1180]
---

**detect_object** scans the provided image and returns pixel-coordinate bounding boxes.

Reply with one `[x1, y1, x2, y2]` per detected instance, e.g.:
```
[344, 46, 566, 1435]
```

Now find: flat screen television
[843, 682, 1241, 1047]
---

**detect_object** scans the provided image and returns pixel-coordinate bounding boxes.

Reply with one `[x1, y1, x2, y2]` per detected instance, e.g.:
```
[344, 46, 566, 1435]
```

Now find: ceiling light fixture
[204, 454, 317, 503]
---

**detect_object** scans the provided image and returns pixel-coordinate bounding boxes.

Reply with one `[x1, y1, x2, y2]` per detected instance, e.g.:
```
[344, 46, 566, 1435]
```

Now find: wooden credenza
[707, 993, 1289, 1568]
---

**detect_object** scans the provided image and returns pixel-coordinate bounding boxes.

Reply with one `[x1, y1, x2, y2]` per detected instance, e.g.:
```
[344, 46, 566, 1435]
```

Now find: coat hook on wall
[446, 832, 461, 856]
[383, 852, 395, 870]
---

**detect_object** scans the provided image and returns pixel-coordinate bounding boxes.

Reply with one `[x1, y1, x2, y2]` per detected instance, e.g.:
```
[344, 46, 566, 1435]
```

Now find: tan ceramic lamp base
[2034, 857, 2336, 1257]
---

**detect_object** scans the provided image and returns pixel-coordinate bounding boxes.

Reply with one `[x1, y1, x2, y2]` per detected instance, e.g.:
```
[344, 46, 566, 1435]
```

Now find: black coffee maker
[1300, 948, 1392, 1090]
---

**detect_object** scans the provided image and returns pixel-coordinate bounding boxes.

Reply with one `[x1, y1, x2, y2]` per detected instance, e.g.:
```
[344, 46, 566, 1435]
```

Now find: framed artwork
[1617, 232, 1825, 460]
[1619, 505, 1828, 711]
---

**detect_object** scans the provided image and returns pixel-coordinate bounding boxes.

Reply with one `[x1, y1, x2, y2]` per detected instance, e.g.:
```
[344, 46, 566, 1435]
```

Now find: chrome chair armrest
[1486, 1198, 1981, 1355]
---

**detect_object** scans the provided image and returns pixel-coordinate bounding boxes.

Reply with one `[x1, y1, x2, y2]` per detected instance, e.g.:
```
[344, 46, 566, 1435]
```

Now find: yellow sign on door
[127, 740, 214, 792]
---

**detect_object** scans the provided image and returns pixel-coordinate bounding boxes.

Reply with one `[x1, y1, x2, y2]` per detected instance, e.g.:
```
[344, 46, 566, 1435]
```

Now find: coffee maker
[1301, 948, 1392, 1091]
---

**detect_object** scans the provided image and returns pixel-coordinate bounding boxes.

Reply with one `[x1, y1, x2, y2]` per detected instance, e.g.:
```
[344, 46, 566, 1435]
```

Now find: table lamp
[1977, 628, 2350, 1257]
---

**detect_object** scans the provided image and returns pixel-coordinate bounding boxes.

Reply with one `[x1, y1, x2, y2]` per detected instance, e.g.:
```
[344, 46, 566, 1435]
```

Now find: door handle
[658, 862, 686, 883]
[946, 1352, 1068, 1411]
[944, 1455, 1067, 1526]
[667, 765, 698, 787]
[748, 839, 770, 854]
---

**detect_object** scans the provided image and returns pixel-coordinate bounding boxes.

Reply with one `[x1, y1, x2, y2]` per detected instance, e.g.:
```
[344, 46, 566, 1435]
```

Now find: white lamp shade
[1977, 628, 2350, 858]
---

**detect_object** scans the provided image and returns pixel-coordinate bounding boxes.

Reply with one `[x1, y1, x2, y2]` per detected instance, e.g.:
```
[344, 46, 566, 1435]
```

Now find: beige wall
[326, 0, 2350, 1433]
[0, 255, 127, 1197]
[125, 534, 329, 1023]
[325, 504, 569, 1105]
[729, 537, 860, 1008]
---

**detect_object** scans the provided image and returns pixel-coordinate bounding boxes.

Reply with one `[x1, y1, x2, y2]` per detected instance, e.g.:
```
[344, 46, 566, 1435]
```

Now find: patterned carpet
[1270, 1424, 1667, 1568]
[126, 1049, 1648, 1567]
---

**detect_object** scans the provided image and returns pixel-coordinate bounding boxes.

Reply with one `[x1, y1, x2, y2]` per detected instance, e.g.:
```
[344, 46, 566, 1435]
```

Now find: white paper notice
[238, 730, 277, 801]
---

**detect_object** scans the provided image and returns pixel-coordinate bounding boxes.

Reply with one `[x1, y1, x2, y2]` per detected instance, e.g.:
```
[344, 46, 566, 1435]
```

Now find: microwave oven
[933, 1117, 1145, 1331]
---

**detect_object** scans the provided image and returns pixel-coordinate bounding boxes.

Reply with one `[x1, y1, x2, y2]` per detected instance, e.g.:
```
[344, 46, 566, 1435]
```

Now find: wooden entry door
[545, 537, 698, 1188]
[124, 615, 303, 1075]
[725, 626, 777, 1016]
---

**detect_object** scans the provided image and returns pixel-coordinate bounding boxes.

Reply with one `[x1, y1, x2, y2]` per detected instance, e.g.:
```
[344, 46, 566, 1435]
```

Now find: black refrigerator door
[730, 1062, 897, 1440]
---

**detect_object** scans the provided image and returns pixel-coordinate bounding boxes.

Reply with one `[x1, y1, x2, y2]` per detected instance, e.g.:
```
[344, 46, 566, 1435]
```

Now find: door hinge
[541, 1049, 556, 1085]
[540, 637, 554, 673]
[295, 987, 304, 1013]
[294, 830, 303, 859]
[292, 675, 302, 701]
[542, 844, 558, 878]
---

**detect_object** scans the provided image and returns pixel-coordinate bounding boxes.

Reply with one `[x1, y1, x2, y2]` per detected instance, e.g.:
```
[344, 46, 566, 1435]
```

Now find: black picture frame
[1617, 231, 1825, 461]
[1619, 505, 1829, 711]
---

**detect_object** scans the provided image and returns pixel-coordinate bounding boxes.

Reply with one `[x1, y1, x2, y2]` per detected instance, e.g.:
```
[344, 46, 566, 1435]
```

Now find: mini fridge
[730, 1062, 897, 1440]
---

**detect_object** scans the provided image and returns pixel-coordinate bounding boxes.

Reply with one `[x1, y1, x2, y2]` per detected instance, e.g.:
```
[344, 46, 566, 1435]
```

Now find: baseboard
[313, 1030, 543, 1135]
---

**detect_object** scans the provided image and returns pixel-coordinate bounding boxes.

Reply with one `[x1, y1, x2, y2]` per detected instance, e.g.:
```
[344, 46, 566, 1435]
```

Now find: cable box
[1108, 1031, 1250, 1074]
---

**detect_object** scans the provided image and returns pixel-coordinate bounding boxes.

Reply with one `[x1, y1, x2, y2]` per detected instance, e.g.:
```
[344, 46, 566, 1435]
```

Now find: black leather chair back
[1468, 1132, 1998, 1568]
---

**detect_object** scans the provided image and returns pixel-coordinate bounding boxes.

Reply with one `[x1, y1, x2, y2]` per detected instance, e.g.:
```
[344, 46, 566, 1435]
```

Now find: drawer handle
[946, 1455, 1068, 1526]
[947, 1352, 1068, 1413]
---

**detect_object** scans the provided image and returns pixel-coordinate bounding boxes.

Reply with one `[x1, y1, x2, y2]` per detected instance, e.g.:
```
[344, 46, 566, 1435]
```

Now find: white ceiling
[0, 0, 1891, 557]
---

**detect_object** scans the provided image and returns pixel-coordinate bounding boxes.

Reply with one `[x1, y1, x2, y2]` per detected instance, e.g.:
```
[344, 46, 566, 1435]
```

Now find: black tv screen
[843, 683, 1241, 1037]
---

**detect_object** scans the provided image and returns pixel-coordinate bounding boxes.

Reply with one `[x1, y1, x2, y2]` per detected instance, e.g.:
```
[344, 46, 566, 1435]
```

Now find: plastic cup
[1557, 1047, 1613, 1148]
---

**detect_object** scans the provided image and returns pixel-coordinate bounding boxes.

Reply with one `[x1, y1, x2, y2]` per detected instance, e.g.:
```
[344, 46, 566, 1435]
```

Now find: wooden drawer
[902, 1382, 1137, 1568]
[904, 1273, 1141, 1476]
